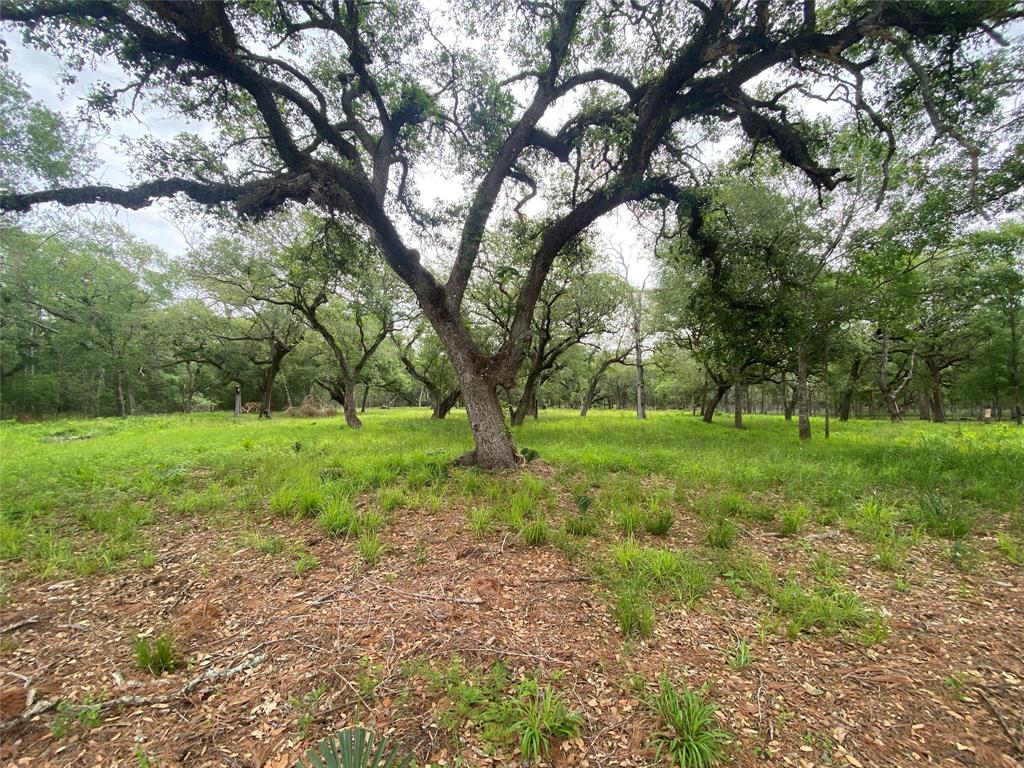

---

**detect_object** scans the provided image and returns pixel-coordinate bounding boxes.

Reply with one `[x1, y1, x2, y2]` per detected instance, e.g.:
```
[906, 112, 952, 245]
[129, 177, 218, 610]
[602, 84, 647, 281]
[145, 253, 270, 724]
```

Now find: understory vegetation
[1, 409, 1022, 764]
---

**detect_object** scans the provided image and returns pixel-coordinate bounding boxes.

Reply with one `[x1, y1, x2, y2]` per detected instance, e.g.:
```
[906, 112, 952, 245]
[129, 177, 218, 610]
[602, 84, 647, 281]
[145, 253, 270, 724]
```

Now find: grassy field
[1, 409, 1022, 766]
[2, 409, 1021, 581]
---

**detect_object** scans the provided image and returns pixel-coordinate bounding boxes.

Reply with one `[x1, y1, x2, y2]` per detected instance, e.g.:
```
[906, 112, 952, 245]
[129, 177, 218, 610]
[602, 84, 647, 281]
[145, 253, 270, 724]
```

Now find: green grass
[133, 633, 178, 675]
[647, 675, 730, 767]
[410, 659, 581, 760]
[1, 410, 1021, 581]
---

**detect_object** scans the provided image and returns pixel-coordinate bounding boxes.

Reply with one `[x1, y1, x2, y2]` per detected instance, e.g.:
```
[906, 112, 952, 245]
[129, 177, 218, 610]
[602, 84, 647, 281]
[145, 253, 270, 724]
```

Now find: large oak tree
[1, 0, 1020, 465]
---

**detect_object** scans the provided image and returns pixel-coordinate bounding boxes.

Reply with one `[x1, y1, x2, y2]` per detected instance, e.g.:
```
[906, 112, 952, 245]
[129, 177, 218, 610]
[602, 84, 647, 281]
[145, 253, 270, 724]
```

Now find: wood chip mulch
[1, 501, 1021, 768]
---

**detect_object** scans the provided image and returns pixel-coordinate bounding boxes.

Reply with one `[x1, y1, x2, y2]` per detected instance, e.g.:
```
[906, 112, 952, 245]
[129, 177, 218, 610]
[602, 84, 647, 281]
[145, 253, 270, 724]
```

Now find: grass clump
[133, 633, 177, 675]
[565, 513, 599, 536]
[509, 678, 582, 762]
[613, 586, 655, 638]
[616, 505, 643, 536]
[293, 550, 320, 577]
[704, 517, 738, 549]
[647, 675, 730, 767]
[779, 505, 808, 537]
[728, 638, 752, 670]
[317, 496, 357, 538]
[996, 534, 1023, 566]
[357, 532, 385, 566]
[645, 499, 675, 536]
[412, 660, 580, 761]
[773, 578, 872, 638]
[519, 516, 550, 546]
[907, 493, 972, 540]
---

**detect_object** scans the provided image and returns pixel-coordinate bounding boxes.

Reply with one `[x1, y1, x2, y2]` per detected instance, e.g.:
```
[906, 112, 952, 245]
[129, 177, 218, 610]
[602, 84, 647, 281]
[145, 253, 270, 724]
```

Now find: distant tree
[0, 221, 171, 416]
[193, 213, 408, 428]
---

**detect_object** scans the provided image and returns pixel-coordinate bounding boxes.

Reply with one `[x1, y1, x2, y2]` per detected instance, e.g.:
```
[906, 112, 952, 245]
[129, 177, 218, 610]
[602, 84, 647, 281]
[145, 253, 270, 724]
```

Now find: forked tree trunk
[797, 343, 811, 441]
[259, 346, 287, 419]
[431, 388, 460, 420]
[877, 332, 904, 422]
[703, 384, 729, 424]
[511, 371, 541, 426]
[784, 389, 798, 421]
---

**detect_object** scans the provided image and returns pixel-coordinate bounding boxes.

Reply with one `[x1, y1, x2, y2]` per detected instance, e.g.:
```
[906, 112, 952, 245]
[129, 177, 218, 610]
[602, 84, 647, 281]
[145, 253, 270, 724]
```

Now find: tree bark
[797, 343, 811, 441]
[917, 387, 931, 422]
[635, 336, 646, 420]
[456, 373, 519, 468]
[703, 384, 729, 424]
[259, 344, 288, 419]
[838, 357, 861, 422]
[784, 389, 798, 421]
[733, 370, 743, 429]
[343, 379, 362, 428]
[511, 371, 541, 426]
[361, 383, 370, 413]
[234, 384, 242, 417]
[115, 369, 128, 418]
[432, 388, 460, 420]
[877, 331, 903, 422]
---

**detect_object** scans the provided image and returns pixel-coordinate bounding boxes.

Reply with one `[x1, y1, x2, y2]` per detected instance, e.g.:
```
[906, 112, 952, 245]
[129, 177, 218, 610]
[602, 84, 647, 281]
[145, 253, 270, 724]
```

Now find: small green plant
[645, 500, 675, 536]
[469, 506, 494, 535]
[51, 698, 103, 738]
[133, 633, 177, 675]
[358, 532, 385, 566]
[519, 516, 549, 546]
[509, 679, 582, 762]
[947, 540, 980, 572]
[909, 493, 972, 540]
[134, 746, 154, 767]
[295, 726, 413, 768]
[779, 505, 808, 537]
[138, 550, 157, 569]
[565, 513, 599, 536]
[647, 676, 730, 768]
[944, 672, 969, 702]
[256, 534, 287, 554]
[996, 534, 1023, 566]
[289, 684, 328, 739]
[704, 517, 738, 549]
[613, 586, 654, 638]
[318, 497, 357, 538]
[810, 552, 842, 583]
[856, 615, 891, 646]
[617, 505, 643, 536]
[294, 551, 320, 577]
[728, 638, 752, 670]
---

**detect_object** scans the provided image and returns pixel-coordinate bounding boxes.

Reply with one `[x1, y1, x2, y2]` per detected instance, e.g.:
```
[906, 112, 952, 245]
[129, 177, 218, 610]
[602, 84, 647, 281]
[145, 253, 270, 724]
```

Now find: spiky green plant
[648, 676, 730, 767]
[294, 727, 413, 768]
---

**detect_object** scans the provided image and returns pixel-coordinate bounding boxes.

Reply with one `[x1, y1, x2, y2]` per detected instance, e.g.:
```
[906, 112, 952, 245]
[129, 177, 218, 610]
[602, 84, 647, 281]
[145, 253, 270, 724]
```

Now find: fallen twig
[977, 687, 1024, 756]
[1, 615, 39, 634]
[373, 582, 483, 606]
[0, 651, 266, 733]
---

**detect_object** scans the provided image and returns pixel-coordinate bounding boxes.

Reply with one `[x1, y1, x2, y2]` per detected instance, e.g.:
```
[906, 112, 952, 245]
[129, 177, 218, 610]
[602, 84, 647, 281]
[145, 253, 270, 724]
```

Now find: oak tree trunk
[456, 373, 519, 468]
[703, 384, 729, 424]
[343, 380, 362, 429]
[797, 343, 811, 441]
